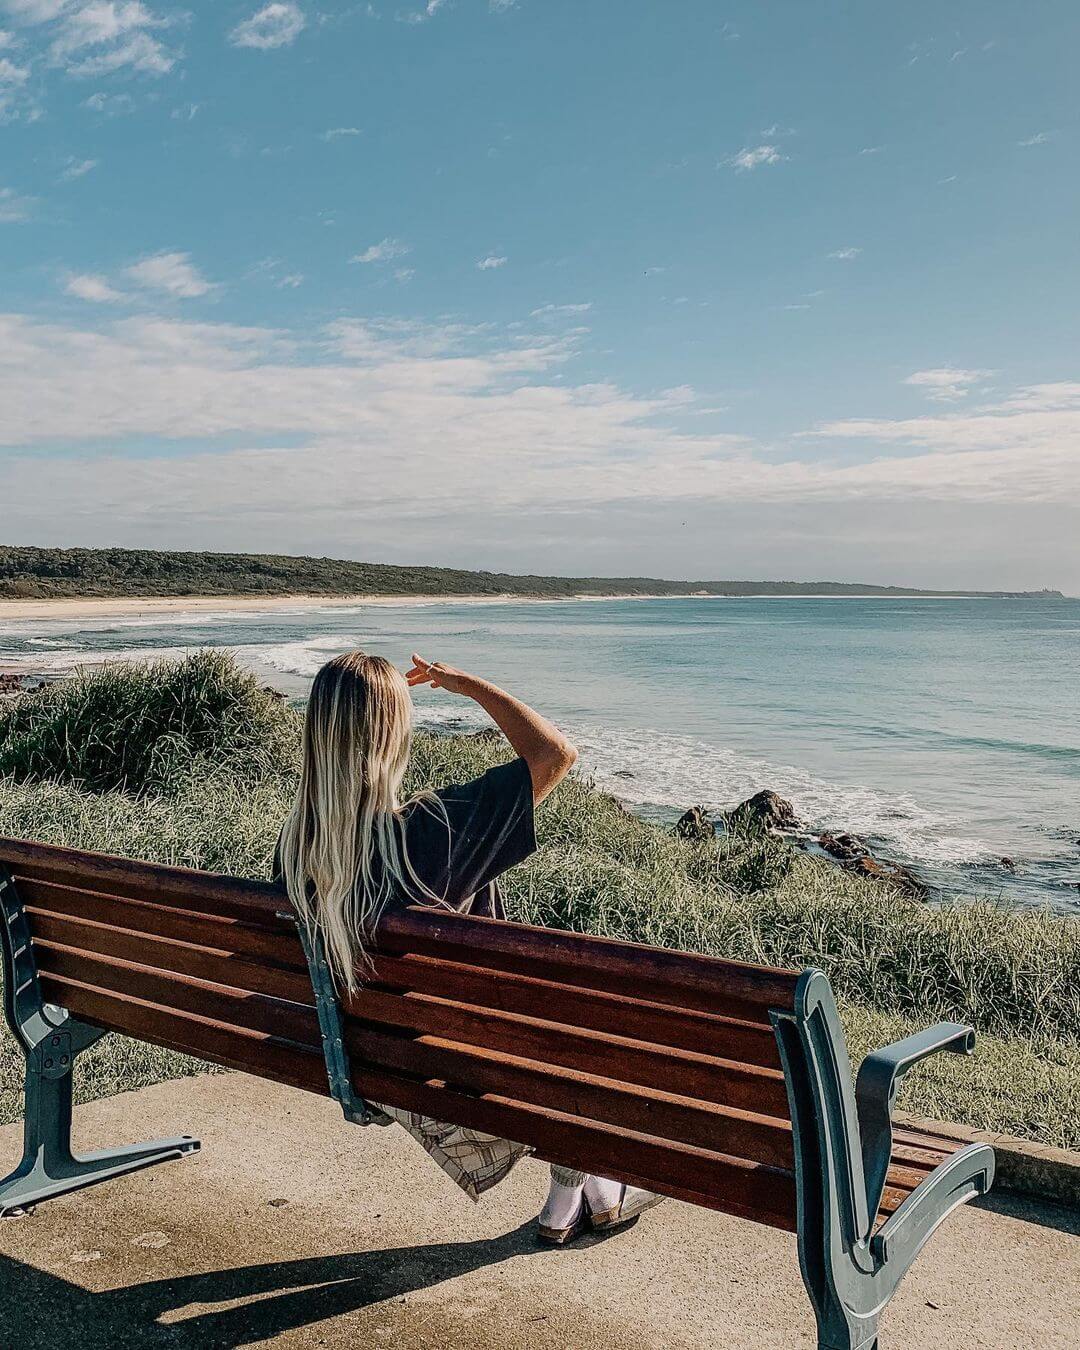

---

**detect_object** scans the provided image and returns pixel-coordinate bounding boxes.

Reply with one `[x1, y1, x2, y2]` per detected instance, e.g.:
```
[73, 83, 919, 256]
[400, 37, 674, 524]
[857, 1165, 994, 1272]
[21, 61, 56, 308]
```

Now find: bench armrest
[871, 1140, 995, 1270]
[856, 1022, 975, 1225]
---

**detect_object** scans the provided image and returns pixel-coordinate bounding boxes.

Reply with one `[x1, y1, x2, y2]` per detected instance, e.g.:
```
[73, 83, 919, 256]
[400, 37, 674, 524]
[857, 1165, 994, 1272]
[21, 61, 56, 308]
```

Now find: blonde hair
[278, 650, 445, 991]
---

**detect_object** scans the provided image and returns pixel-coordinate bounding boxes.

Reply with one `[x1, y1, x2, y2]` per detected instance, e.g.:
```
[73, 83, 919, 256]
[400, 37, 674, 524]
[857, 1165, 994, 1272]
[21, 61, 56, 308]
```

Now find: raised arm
[405, 654, 578, 803]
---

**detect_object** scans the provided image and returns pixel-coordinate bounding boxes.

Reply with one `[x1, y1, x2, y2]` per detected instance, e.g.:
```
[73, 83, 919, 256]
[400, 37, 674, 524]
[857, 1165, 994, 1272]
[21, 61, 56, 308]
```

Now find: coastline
[0, 590, 1021, 622]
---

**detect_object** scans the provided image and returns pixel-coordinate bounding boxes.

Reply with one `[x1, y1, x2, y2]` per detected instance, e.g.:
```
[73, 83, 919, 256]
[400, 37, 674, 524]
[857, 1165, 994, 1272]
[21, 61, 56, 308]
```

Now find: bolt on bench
[0, 838, 995, 1350]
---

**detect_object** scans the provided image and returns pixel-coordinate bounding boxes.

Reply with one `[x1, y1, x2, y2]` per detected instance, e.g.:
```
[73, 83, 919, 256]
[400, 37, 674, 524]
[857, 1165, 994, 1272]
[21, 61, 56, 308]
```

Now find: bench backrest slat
[3, 837, 807, 1228]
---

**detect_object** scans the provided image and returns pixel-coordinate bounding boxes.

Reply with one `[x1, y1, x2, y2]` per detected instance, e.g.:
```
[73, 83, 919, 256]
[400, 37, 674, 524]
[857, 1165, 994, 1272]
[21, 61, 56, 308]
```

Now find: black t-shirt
[275, 756, 536, 922]
[397, 756, 536, 918]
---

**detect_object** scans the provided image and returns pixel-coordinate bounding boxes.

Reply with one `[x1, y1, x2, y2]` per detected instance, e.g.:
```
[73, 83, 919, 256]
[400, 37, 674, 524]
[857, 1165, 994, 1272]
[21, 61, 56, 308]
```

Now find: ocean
[2, 594, 1078, 913]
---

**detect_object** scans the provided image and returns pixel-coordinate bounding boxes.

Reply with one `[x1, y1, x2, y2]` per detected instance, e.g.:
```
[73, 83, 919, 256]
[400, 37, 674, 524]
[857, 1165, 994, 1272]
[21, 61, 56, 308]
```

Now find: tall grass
[1, 654, 1078, 1145]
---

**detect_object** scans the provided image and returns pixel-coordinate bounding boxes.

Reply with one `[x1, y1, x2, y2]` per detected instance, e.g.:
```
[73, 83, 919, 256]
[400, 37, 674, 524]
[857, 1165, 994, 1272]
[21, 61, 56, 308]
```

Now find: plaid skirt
[375, 1102, 586, 1201]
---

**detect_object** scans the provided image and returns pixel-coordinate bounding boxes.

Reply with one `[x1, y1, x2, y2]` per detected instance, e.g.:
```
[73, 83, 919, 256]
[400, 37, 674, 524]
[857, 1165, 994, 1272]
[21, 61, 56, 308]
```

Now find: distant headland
[0, 545, 1063, 605]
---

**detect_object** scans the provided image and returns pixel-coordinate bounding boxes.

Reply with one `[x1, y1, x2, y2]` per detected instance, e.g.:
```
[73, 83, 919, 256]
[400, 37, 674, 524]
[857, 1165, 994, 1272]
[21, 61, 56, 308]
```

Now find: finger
[410, 652, 431, 671]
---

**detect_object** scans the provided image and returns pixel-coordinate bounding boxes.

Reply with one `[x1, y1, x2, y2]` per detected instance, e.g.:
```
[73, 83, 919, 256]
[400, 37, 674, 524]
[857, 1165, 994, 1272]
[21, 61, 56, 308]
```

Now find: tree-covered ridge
[0, 546, 1061, 601]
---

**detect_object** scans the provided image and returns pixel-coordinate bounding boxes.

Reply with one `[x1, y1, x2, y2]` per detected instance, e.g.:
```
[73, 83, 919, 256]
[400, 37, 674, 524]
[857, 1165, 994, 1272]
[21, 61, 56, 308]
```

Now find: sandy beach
[0, 592, 650, 622]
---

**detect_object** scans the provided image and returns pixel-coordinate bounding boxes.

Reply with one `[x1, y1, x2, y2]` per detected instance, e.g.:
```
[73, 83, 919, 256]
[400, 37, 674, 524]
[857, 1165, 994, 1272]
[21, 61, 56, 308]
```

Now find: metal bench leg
[1, 1041, 199, 1217]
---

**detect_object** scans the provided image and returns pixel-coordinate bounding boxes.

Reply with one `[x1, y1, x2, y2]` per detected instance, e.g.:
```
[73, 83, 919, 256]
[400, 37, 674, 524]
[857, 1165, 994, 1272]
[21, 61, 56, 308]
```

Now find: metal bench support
[0, 868, 199, 1217]
[286, 909, 393, 1129]
[772, 971, 996, 1350]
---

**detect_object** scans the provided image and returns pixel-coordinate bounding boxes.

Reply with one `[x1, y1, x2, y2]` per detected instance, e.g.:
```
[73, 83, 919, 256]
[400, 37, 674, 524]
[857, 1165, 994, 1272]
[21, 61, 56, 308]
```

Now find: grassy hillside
[1, 655, 1077, 1145]
[0, 545, 1061, 601]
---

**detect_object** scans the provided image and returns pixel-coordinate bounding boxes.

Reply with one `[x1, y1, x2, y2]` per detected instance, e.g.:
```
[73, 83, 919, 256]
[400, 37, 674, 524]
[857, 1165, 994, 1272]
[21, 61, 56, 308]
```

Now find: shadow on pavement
[0, 1217, 545, 1348]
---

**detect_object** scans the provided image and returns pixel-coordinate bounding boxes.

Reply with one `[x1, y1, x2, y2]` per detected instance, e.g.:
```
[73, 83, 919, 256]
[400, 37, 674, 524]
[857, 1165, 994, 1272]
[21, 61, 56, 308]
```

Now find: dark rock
[1000, 857, 1016, 870]
[819, 831, 868, 862]
[845, 855, 925, 898]
[466, 727, 502, 742]
[612, 769, 635, 779]
[674, 806, 716, 841]
[726, 790, 800, 834]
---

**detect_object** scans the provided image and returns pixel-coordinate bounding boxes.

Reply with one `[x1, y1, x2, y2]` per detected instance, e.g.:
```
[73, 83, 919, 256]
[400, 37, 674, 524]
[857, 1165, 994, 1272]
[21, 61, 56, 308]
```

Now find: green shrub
[0, 650, 300, 794]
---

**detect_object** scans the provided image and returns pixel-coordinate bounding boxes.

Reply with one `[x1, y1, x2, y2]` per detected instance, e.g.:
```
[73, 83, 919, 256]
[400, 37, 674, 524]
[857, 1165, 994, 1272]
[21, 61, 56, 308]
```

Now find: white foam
[573, 725, 994, 866]
[234, 636, 368, 678]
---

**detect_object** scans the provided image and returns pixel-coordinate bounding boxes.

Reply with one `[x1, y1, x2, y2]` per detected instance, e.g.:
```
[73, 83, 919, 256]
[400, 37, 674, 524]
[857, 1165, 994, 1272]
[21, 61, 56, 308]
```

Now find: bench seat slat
[376, 908, 800, 1021]
[20, 881, 307, 969]
[369, 952, 783, 1067]
[346, 988, 792, 1118]
[28, 910, 315, 1004]
[37, 971, 326, 1092]
[349, 1024, 795, 1167]
[31, 939, 794, 1151]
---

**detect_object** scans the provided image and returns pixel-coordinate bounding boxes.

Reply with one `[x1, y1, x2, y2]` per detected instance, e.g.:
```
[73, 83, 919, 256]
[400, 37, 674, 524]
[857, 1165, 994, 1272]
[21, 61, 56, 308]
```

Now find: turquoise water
[3, 595, 1078, 911]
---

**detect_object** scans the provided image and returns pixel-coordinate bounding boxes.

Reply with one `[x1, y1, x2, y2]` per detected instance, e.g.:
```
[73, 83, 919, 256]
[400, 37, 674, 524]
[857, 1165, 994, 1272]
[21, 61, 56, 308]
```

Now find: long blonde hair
[278, 650, 444, 990]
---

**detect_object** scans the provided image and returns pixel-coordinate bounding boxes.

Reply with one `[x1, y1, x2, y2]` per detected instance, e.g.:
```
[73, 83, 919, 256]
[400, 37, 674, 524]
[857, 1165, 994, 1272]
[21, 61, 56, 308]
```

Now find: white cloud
[0, 184, 35, 221]
[170, 99, 198, 119]
[392, 266, 415, 283]
[859, 145, 884, 155]
[229, 3, 306, 50]
[531, 302, 592, 318]
[827, 247, 861, 260]
[0, 43, 33, 119]
[726, 144, 783, 172]
[321, 125, 361, 140]
[489, 0, 516, 10]
[351, 236, 410, 263]
[403, 0, 445, 23]
[48, 2, 179, 78]
[64, 271, 124, 301]
[1018, 131, 1050, 147]
[83, 89, 133, 113]
[276, 272, 304, 288]
[125, 250, 215, 297]
[0, 312, 1077, 585]
[1, 1, 69, 22]
[58, 154, 97, 179]
[904, 367, 994, 403]
[476, 254, 507, 269]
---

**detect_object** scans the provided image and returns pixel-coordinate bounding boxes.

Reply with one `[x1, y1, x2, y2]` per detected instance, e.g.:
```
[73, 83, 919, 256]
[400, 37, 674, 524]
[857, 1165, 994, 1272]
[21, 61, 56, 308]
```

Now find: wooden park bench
[0, 837, 995, 1350]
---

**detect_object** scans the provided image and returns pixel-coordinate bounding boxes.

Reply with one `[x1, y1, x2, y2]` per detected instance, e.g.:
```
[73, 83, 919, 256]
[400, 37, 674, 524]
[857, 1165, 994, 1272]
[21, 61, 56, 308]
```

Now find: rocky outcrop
[674, 806, 716, 841]
[844, 855, 925, 898]
[819, 831, 869, 862]
[725, 790, 800, 834]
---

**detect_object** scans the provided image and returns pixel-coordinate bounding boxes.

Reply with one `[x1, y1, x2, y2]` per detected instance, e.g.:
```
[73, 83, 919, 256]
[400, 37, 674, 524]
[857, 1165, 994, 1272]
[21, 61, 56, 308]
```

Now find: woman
[277, 649, 661, 1244]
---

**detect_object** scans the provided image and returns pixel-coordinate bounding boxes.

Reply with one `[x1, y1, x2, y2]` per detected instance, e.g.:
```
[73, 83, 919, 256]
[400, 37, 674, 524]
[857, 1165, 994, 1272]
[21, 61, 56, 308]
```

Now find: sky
[2, 1, 1078, 591]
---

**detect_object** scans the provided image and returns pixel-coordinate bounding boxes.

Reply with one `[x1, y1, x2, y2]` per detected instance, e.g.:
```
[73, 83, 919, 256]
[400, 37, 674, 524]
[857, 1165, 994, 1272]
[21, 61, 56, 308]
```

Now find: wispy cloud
[827, 246, 861, 261]
[904, 367, 994, 403]
[1017, 131, 1051, 147]
[48, 2, 180, 78]
[476, 254, 507, 269]
[64, 271, 124, 302]
[0, 184, 35, 221]
[859, 145, 884, 156]
[229, 3, 306, 51]
[321, 125, 361, 140]
[531, 302, 592, 318]
[58, 154, 97, 179]
[0, 50, 31, 120]
[171, 99, 198, 120]
[351, 236, 410, 264]
[725, 144, 784, 172]
[83, 89, 134, 115]
[125, 250, 215, 298]
[2, 312, 1076, 573]
[276, 272, 303, 288]
[403, 0, 446, 24]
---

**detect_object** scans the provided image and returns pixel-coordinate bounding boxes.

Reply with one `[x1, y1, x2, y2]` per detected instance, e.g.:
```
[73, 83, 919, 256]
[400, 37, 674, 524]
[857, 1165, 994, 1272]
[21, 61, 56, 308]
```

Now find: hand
[404, 653, 474, 696]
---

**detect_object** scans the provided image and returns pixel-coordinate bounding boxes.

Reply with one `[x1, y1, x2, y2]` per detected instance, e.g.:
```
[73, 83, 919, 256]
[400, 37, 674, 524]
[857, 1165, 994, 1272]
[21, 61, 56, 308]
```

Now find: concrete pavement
[1, 1073, 1077, 1349]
